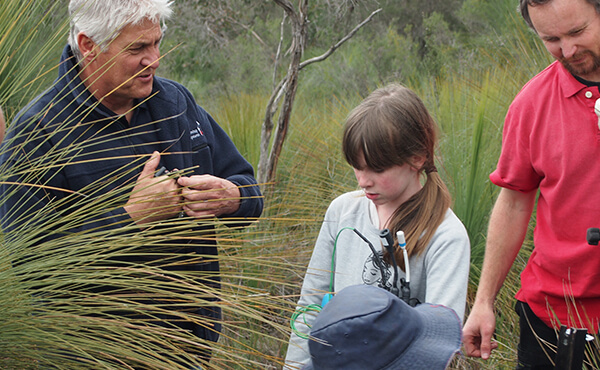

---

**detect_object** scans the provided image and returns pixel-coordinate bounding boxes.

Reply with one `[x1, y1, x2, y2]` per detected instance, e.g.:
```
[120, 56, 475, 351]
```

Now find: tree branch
[224, 15, 269, 49]
[273, 11, 287, 89]
[299, 8, 381, 70]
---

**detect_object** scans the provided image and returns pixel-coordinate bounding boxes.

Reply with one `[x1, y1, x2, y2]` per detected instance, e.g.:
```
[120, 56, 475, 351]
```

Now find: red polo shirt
[491, 61, 600, 331]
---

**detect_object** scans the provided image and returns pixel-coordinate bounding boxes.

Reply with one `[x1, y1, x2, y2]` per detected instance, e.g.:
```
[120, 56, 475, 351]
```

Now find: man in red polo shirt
[463, 0, 600, 368]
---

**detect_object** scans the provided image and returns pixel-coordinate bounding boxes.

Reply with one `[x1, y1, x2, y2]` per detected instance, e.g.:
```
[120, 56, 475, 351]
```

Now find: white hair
[68, 0, 173, 62]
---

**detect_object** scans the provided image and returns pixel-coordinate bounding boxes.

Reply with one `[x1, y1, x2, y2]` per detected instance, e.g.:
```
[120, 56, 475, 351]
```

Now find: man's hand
[462, 302, 499, 359]
[124, 151, 182, 224]
[177, 175, 241, 218]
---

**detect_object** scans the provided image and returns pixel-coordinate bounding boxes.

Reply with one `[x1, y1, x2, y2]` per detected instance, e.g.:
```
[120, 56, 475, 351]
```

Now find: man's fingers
[483, 340, 499, 359]
[479, 339, 491, 360]
[478, 323, 497, 360]
[462, 327, 496, 359]
[140, 151, 161, 178]
[178, 175, 210, 190]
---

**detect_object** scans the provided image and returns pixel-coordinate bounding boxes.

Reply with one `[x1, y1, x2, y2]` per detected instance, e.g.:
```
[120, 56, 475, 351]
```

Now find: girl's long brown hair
[342, 84, 451, 269]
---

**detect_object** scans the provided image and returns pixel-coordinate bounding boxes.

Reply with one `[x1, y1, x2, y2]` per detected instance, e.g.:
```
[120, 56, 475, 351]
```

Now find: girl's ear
[410, 155, 427, 171]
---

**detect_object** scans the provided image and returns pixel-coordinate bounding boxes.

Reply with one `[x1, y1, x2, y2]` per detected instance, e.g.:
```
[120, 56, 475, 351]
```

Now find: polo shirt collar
[556, 60, 592, 98]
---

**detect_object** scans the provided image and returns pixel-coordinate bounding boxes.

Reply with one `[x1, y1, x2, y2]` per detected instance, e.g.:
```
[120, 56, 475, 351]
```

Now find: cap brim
[381, 303, 462, 369]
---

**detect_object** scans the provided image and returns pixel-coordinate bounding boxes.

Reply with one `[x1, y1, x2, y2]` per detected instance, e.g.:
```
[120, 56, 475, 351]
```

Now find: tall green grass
[0, 1, 67, 119]
[207, 93, 268, 171]
[418, 72, 507, 268]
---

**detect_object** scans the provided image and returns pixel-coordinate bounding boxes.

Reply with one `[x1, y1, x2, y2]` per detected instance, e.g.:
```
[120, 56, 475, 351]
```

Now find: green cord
[291, 227, 356, 340]
[290, 304, 323, 339]
[331, 227, 355, 293]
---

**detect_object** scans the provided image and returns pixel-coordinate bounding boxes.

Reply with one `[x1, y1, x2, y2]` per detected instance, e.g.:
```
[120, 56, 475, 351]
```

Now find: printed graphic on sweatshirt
[362, 250, 391, 287]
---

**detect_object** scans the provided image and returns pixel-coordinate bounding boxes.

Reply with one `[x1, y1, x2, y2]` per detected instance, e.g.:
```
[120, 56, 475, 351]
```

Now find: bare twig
[273, 11, 288, 89]
[299, 8, 382, 70]
[224, 15, 269, 49]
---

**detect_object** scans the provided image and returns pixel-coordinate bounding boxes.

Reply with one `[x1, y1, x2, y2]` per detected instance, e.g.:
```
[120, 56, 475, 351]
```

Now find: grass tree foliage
[2, 0, 592, 368]
[0, 1, 288, 368]
[0, 0, 68, 119]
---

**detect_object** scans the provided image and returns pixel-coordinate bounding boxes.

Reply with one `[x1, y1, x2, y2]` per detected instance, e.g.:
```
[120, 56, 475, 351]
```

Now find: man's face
[84, 18, 163, 114]
[529, 0, 600, 82]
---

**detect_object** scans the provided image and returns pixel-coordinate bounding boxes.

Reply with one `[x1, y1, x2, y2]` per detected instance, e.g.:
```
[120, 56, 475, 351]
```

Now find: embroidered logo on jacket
[190, 121, 204, 141]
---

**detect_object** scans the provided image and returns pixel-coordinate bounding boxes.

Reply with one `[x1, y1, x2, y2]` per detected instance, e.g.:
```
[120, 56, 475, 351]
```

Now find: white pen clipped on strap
[396, 230, 410, 283]
[595, 98, 600, 130]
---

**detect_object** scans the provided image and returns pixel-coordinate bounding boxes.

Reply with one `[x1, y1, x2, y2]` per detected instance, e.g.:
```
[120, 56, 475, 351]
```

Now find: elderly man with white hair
[0, 0, 263, 366]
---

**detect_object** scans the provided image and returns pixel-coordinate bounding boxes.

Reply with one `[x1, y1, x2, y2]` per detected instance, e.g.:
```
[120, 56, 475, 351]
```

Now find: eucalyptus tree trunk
[257, 1, 381, 188]
[257, 0, 308, 187]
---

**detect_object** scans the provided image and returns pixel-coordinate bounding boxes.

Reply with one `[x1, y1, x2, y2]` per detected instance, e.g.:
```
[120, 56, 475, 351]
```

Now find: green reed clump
[0, 0, 67, 119]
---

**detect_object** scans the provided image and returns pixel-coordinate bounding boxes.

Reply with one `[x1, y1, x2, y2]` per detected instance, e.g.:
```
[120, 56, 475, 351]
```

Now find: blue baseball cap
[303, 284, 462, 370]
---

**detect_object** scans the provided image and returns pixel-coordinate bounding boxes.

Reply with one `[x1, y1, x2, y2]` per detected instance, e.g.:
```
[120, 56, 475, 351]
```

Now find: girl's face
[353, 154, 423, 211]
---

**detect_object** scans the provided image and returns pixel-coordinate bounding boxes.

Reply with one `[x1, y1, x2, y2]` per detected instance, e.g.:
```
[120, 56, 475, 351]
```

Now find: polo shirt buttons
[586, 91, 594, 98]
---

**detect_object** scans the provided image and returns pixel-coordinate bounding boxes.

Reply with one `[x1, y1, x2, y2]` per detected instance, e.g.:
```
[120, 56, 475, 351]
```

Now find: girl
[284, 84, 470, 369]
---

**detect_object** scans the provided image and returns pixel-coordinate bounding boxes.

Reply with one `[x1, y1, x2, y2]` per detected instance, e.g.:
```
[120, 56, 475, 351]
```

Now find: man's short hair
[519, 0, 600, 30]
[68, 0, 173, 62]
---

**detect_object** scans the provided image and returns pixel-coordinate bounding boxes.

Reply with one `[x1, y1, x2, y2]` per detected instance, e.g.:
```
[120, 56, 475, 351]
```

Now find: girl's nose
[354, 170, 372, 189]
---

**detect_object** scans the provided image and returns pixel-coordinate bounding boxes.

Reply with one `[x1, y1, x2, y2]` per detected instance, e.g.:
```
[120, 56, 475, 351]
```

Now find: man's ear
[77, 32, 98, 61]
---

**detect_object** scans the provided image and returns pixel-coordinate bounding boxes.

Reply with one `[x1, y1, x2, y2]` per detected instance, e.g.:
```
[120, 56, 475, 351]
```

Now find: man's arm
[463, 187, 536, 359]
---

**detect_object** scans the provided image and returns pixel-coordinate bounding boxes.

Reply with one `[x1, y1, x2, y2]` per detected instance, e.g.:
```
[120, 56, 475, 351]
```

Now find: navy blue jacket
[0, 45, 263, 342]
